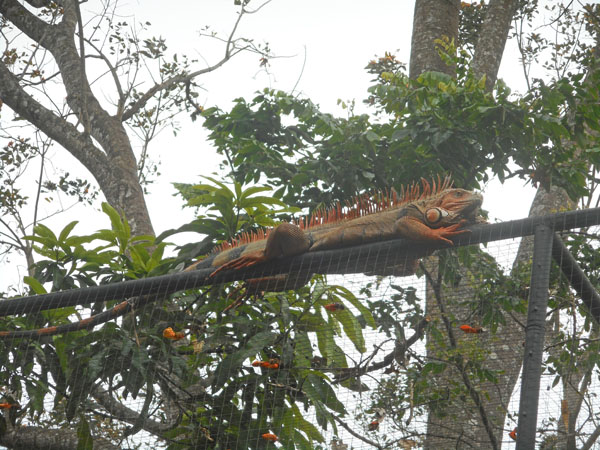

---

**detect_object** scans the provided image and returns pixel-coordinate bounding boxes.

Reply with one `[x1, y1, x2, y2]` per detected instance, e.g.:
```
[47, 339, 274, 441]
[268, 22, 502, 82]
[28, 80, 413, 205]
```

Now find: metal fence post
[516, 223, 554, 449]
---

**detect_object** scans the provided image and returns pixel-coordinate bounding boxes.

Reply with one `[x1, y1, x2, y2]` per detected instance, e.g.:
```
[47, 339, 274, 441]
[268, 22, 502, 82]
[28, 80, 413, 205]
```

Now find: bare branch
[332, 414, 384, 450]
[0, 425, 120, 450]
[0, 70, 106, 165]
[581, 422, 600, 450]
[83, 42, 126, 111]
[122, 55, 233, 122]
[0, 62, 109, 175]
[91, 386, 177, 436]
[121, 3, 261, 121]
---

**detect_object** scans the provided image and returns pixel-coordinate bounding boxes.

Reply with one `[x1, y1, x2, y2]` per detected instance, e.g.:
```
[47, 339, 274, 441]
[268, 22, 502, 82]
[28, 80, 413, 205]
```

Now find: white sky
[2, 0, 538, 290]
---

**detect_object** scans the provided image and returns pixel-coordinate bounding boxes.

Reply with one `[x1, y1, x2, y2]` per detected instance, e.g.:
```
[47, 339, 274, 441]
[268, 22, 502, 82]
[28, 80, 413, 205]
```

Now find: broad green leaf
[23, 276, 47, 294]
[331, 285, 376, 328]
[101, 202, 124, 234]
[334, 308, 366, 353]
[58, 221, 79, 243]
[213, 331, 277, 388]
[304, 374, 345, 414]
[239, 185, 273, 199]
[33, 223, 58, 242]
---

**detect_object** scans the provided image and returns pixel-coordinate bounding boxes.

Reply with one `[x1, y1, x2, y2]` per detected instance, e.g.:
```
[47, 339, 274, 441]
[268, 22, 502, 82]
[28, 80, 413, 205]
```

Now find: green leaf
[101, 202, 124, 234]
[23, 276, 47, 294]
[284, 403, 325, 444]
[365, 130, 380, 142]
[76, 416, 94, 450]
[304, 374, 345, 414]
[33, 223, 58, 242]
[89, 229, 117, 244]
[332, 285, 376, 328]
[334, 308, 366, 353]
[58, 221, 79, 243]
[239, 185, 273, 199]
[42, 306, 76, 322]
[213, 331, 277, 388]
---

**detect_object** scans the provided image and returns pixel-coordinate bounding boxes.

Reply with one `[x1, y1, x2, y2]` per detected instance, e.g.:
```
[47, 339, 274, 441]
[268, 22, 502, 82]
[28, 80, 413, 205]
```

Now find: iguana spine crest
[215, 176, 453, 253]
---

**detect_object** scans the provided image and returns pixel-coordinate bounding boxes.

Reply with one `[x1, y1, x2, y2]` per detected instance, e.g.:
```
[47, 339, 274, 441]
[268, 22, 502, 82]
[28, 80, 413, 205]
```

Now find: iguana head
[437, 188, 483, 220]
[419, 188, 484, 229]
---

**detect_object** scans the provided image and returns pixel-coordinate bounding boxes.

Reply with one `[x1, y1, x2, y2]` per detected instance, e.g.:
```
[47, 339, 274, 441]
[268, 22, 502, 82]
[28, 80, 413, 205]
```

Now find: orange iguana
[188, 176, 483, 287]
[0, 177, 483, 339]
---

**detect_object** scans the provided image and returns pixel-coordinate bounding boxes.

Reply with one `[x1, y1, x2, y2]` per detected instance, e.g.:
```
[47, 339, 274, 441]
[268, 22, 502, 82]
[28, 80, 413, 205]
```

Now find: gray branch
[91, 387, 178, 436]
[0, 426, 119, 450]
[0, 61, 109, 177]
[472, 0, 519, 90]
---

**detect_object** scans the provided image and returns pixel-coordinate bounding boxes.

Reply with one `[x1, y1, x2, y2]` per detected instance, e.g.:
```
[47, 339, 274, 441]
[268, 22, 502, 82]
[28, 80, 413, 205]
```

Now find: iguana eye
[425, 207, 448, 224]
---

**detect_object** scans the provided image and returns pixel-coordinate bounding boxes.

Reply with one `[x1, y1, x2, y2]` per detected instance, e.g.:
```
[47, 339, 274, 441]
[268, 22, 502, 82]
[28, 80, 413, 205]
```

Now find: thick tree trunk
[0, 0, 154, 237]
[471, 0, 518, 89]
[409, 0, 460, 78]
[409, 1, 528, 448]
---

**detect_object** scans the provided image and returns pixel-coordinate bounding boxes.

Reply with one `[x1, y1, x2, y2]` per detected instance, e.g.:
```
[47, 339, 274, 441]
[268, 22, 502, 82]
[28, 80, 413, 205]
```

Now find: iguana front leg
[396, 212, 470, 244]
[210, 223, 312, 276]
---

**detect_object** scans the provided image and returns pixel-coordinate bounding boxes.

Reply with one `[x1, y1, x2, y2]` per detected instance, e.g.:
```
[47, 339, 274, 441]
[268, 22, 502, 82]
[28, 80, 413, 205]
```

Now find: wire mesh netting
[0, 214, 600, 449]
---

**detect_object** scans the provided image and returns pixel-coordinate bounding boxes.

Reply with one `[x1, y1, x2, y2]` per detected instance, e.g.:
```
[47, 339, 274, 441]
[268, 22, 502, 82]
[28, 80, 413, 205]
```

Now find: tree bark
[0, 425, 119, 450]
[471, 0, 519, 90]
[0, 0, 154, 237]
[409, 1, 524, 448]
[409, 0, 460, 78]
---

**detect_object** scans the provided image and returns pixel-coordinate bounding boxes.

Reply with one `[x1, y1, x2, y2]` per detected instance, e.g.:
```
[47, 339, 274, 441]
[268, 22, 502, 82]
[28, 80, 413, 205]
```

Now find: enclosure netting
[0, 224, 599, 449]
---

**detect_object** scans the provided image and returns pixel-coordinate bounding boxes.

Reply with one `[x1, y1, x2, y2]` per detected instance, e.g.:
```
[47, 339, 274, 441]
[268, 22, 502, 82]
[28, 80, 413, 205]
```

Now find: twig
[332, 414, 383, 450]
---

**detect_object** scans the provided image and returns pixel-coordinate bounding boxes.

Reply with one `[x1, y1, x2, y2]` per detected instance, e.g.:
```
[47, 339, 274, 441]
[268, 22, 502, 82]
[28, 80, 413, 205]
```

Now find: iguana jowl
[0, 177, 483, 339]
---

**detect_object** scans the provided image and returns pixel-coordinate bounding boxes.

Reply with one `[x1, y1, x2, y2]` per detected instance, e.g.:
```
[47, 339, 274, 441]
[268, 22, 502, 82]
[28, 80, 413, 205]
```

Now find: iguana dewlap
[190, 180, 483, 286]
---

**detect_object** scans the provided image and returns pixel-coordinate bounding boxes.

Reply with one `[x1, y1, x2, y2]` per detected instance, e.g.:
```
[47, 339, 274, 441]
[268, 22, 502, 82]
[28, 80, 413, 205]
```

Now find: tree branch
[0, 61, 109, 176]
[580, 422, 600, 450]
[472, 0, 519, 90]
[0, 0, 54, 45]
[122, 55, 236, 122]
[332, 414, 383, 450]
[121, 3, 255, 121]
[334, 316, 430, 383]
[92, 386, 178, 436]
[0, 425, 119, 450]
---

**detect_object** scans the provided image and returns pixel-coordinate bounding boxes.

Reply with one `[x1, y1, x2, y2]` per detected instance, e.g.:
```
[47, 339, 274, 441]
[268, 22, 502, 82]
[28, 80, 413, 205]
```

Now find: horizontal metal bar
[1, 206, 600, 317]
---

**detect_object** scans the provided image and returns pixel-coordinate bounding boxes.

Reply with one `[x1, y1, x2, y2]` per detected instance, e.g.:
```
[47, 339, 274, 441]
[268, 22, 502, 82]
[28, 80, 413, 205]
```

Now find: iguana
[0, 177, 483, 339]
[188, 176, 483, 288]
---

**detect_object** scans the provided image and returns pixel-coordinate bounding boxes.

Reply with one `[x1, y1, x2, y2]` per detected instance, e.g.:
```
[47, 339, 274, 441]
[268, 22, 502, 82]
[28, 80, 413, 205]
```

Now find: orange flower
[262, 433, 278, 442]
[459, 324, 483, 334]
[0, 403, 19, 409]
[368, 420, 380, 431]
[163, 327, 185, 340]
[509, 427, 517, 441]
[324, 303, 345, 312]
[253, 360, 280, 369]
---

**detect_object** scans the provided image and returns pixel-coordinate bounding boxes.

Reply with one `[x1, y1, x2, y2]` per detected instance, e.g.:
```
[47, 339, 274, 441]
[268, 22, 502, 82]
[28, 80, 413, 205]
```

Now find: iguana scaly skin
[0, 178, 483, 339]
[191, 177, 483, 289]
